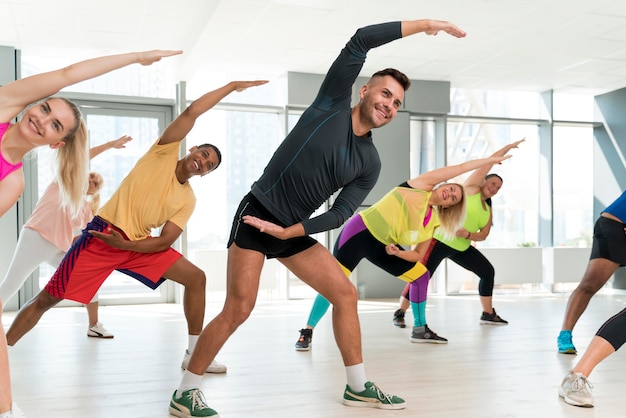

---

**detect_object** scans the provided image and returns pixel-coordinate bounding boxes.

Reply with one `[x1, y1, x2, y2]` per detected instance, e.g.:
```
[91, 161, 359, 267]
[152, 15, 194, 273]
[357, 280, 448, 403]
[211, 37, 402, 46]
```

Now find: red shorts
[45, 216, 182, 304]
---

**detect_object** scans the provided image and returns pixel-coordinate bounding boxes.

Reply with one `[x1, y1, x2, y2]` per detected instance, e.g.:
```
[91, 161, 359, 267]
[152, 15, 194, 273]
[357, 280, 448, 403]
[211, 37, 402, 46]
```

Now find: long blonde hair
[433, 183, 466, 241]
[88, 172, 104, 215]
[54, 99, 89, 218]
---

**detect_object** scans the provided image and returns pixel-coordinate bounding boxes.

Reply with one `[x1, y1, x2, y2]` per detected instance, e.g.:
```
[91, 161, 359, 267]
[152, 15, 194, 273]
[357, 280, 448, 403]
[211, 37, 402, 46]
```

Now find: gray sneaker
[559, 372, 594, 407]
[410, 325, 448, 344]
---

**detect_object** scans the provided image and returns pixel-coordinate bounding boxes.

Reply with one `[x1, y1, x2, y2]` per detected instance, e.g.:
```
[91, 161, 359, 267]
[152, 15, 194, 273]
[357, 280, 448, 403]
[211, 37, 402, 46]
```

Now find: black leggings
[403, 239, 495, 298]
[596, 307, 626, 350]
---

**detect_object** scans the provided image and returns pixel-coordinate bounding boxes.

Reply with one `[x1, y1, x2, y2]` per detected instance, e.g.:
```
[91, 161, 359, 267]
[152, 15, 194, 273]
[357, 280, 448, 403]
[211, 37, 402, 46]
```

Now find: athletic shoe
[410, 325, 448, 344]
[169, 389, 219, 417]
[392, 309, 406, 328]
[295, 328, 313, 351]
[181, 350, 227, 374]
[87, 322, 114, 338]
[559, 372, 594, 407]
[479, 308, 508, 325]
[557, 330, 577, 354]
[7, 403, 27, 418]
[343, 381, 406, 410]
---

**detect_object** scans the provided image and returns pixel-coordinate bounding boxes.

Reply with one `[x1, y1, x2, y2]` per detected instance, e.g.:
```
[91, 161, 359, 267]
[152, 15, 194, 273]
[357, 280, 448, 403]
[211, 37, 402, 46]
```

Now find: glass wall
[552, 125, 594, 247]
[184, 107, 287, 301]
[446, 120, 540, 248]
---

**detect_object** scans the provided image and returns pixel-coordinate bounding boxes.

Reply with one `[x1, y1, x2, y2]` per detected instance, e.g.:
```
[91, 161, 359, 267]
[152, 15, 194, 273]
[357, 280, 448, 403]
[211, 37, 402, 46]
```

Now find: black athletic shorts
[227, 192, 317, 259]
[590, 215, 626, 266]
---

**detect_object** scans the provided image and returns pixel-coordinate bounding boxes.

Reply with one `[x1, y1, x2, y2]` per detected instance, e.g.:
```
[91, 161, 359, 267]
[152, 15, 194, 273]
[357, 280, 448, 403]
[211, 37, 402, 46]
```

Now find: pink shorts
[45, 216, 182, 304]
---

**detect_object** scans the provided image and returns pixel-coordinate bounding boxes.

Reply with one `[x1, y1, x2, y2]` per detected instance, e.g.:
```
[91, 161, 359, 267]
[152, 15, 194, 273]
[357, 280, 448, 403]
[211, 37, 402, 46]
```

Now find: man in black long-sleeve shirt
[170, 18, 466, 417]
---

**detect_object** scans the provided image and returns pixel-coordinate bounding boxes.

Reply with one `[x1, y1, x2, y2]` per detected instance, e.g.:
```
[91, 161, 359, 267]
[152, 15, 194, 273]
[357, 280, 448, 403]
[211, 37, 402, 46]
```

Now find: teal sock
[306, 294, 331, 328]
[410, 301, 427, 327]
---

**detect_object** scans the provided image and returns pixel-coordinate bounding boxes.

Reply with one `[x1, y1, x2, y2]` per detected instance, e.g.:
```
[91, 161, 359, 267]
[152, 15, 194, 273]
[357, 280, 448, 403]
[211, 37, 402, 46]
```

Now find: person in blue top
[557, 191, 626, 355]
[558, 191, 626, 408]
[169, 19, 466, 417]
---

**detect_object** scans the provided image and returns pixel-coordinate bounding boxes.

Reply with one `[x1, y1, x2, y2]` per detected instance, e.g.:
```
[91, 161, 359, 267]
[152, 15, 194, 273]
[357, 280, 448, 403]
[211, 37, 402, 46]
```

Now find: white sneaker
[8, 403, 27, 418]
[559, 371, 594, 407]
[87, 322, 114, 338]
[181, 349, 227, 374]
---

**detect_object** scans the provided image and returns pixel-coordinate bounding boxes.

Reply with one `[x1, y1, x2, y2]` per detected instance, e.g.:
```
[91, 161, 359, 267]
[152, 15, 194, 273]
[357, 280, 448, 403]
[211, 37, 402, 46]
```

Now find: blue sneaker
[558, 330, 577, 354]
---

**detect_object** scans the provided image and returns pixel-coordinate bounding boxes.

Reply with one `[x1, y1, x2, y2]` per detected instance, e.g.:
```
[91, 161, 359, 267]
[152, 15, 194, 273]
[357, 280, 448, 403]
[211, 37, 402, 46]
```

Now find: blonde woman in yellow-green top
[394, 139, 524, 343]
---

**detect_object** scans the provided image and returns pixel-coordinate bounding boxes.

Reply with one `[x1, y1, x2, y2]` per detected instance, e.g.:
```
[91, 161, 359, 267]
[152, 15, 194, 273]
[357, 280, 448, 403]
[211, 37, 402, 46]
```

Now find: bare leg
[85, 301, 99, 327]
[6, 290, 62, 346]
[186, 244, 264, 374]
[281, 243, 362, 366]
[0, 299, 12, 413]
[163, 257, 207, 335]
[480, 295, 493, 313]
[562, 259, 619, 331]
[573, 336, 615, 377]
[399, 295, 410, 312]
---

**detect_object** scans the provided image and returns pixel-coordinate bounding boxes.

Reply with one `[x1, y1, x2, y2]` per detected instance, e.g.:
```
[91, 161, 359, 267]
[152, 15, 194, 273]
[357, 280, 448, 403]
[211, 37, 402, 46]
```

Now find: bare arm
[464, 138, 525, 191]
[241, 215, 306, 240]
[407, 155, 511, 191]
[401, 19, 466, 38]
[88, 220, 182, 253]
[0, 50, 182, 122]
[386, 239, 432, 263]
[159, 80, 268, 145]
[457, 211, 493, 242]
[89, 135, 133, 159]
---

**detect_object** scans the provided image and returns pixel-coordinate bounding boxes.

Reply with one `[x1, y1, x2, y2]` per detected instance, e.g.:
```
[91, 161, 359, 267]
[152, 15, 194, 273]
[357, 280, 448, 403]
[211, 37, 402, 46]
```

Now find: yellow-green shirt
[360, 187, 439, 246]
[97, 140, 196, 241]
[434, 192, 489, 251]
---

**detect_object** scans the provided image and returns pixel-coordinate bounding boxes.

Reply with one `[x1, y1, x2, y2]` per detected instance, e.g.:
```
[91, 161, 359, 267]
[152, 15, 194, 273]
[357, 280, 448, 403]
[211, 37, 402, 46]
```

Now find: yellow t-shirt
[360, 187, 439, 246]
[97, 140, 196, 241]
[434, 192, 490, 251]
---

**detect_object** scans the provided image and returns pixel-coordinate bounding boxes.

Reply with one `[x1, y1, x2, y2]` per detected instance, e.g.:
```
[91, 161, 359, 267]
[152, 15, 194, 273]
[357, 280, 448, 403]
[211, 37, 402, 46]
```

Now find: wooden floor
[4, 292, 626, 418]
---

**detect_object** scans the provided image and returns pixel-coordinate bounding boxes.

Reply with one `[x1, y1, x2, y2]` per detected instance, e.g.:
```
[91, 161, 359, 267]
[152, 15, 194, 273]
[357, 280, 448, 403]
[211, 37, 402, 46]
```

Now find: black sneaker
[295, 328, 312, 351]
[480, 308, 509, 325]
[392, 309, 406, 328]
[410, 325, 448, 344]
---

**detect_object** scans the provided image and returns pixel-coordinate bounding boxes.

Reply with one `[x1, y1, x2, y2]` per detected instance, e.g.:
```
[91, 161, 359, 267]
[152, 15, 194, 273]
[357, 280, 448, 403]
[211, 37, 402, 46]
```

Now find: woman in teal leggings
[294, 154, 512, 351]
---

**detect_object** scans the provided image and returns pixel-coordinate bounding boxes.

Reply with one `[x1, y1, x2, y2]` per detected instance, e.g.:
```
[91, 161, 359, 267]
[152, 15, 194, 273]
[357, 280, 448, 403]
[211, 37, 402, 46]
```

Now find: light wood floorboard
[4, 293, 626, 417]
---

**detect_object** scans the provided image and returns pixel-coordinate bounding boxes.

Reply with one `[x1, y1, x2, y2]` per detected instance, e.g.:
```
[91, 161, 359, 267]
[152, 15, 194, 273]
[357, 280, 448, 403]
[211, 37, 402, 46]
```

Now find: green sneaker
[169, 389, 219, 417]
[343, 381, 406, 410]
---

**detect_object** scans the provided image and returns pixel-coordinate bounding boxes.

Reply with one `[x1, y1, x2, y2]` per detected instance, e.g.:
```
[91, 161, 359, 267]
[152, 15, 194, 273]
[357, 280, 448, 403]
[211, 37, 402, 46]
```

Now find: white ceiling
[3, 0, 626, 96]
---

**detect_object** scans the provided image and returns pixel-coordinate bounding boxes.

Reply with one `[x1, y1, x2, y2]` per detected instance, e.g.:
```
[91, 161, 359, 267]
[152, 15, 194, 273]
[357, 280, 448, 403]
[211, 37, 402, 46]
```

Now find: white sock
[176, 370, 204, 398]
[345, 363, 367, 391]
[188, 334, 199, 354]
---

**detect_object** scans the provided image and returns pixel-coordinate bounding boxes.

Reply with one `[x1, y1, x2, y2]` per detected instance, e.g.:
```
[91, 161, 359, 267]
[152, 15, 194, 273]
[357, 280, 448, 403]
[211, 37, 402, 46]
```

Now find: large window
[184, 107, 285, 301]
[446, 121, 540, 248]
[553, 125, 594, 247]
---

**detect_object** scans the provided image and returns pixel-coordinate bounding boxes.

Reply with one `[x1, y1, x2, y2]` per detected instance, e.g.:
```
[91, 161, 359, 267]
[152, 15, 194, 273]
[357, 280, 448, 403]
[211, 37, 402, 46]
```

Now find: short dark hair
[198, 143, 222, 169]
[485, 173, 503, 183]
[370, 68, 411, 91]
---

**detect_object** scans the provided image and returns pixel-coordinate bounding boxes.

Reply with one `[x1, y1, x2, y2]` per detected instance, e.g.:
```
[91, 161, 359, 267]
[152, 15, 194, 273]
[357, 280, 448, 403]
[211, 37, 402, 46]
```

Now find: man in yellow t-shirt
[5, 81, 268, 377]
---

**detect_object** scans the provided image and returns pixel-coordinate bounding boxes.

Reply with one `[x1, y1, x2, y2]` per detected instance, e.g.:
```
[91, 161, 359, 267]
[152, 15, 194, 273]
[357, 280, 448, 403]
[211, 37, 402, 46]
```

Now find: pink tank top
[0, 122, 23, 181]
